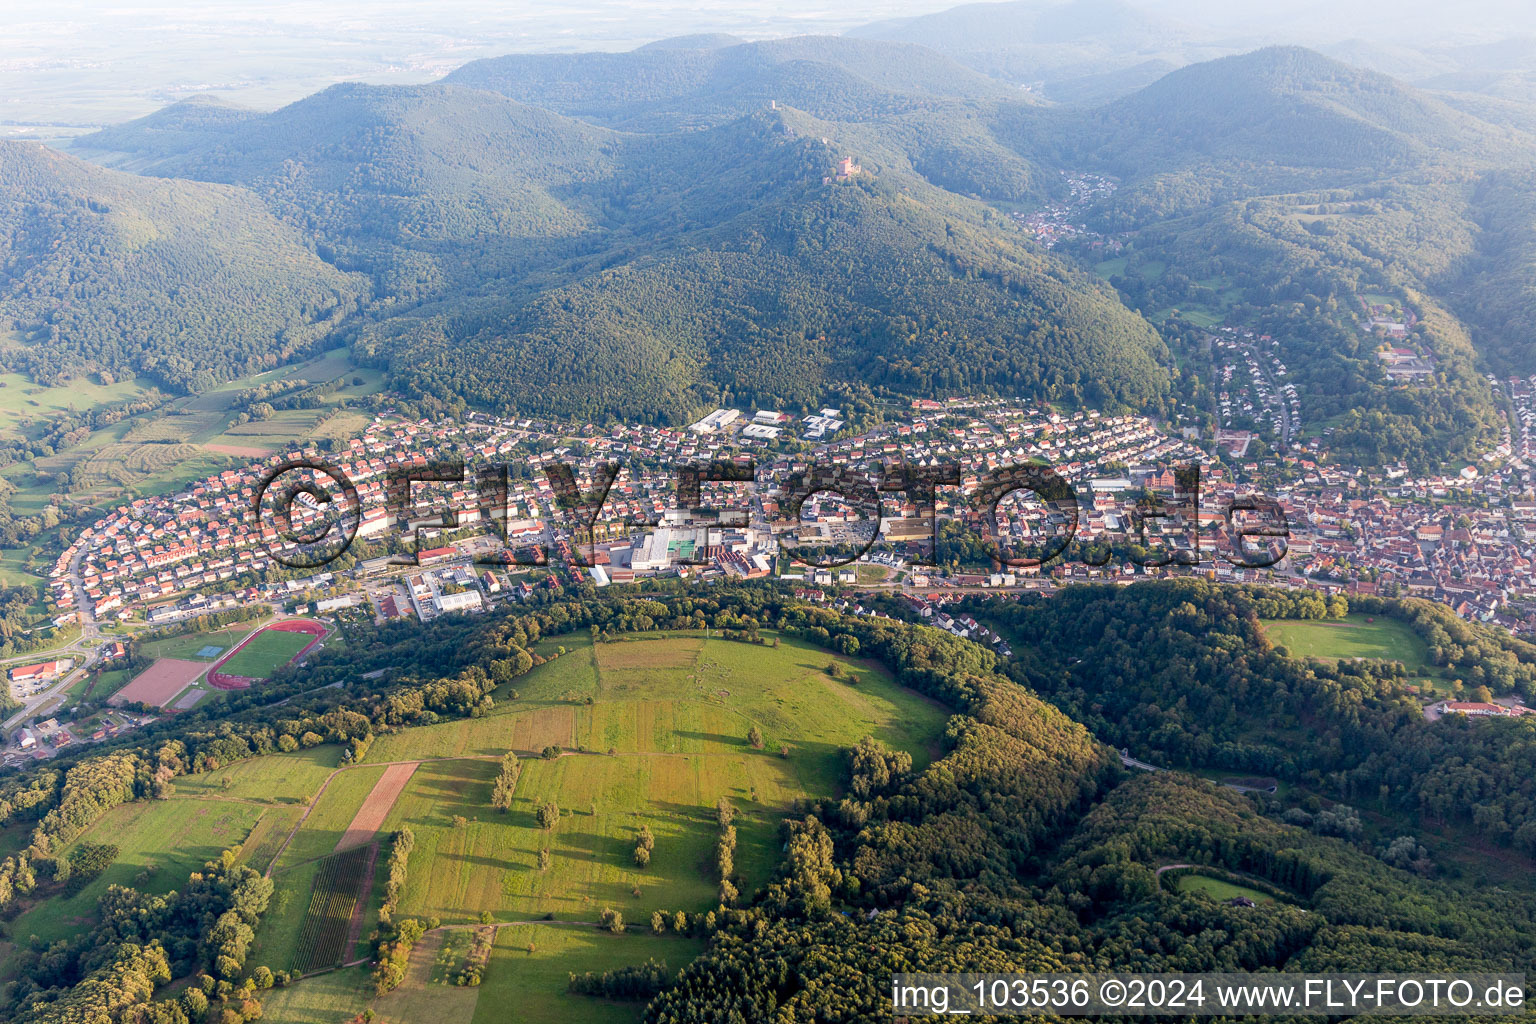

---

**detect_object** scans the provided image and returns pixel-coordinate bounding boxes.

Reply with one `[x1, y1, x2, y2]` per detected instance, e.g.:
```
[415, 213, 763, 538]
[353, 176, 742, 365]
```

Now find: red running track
[208, 619, 326, 690]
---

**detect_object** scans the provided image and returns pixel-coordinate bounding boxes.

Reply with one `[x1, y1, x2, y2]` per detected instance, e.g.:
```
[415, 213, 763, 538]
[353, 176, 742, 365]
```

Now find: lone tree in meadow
[747, 726, 764, 749]
[634, 824, 655, 868]
[536, 801, 561, 830]
[600, 907, 625, 934]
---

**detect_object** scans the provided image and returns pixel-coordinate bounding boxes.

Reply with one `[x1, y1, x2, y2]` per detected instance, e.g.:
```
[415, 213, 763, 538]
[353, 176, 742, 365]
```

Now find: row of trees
[489, 752, 521, 812]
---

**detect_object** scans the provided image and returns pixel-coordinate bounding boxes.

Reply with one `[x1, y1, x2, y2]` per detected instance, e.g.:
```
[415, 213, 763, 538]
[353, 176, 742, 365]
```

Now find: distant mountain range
[1, 17, 1534, 452]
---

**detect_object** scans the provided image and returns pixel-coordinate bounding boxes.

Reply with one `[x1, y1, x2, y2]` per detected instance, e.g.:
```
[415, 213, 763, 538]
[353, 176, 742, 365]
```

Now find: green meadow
[250, 632, 947, 1021]
[22, 632, 950, 1021]
[1175, 872, 1277, 905]
[1261, 614, 1432, 673]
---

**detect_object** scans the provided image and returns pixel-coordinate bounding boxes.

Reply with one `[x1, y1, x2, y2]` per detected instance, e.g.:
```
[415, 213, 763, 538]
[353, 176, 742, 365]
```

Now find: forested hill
[0, 143, 366, 392]
[847, 0, 1222, 103]
[70, 86, 1170, 422]
[441, 35, 1027, 132]
[75, 84, 624, 249]
[33, 36, 1536, 434]
[1080, 47, 1536, 182]
[378, 132, 1171, 420]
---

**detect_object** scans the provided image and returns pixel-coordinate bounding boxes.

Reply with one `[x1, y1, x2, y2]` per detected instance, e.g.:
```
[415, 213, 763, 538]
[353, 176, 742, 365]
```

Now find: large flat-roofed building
[689, 408, 741, 434]
[10, 659, 73, 684]
[435, 589, 483, 614]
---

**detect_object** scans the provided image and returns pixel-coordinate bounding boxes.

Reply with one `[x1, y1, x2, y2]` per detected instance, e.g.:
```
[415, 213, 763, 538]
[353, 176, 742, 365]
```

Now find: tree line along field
[0, 745, 348, 967]
[52, 632, 946, 1024]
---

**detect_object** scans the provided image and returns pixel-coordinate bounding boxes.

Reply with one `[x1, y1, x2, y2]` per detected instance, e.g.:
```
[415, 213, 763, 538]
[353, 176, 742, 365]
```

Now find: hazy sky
[5, 0, 1536, 134]
[2, 0, 967, 131]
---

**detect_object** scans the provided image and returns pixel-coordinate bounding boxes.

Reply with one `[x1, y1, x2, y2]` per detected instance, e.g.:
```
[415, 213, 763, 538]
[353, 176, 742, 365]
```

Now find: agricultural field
[292, 843, 378, 973]
[246, 632, 948, 1021]
[1261, 614, 1433, 674]
[272, 763, 390, 871]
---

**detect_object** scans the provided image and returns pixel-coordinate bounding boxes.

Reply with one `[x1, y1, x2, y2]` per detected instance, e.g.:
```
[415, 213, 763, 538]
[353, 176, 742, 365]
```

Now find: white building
[689, 408, 741, 434]
[435, 589, 484, 614]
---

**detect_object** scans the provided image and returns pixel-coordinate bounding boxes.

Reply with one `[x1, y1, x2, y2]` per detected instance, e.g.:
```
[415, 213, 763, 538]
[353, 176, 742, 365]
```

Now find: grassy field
[243, 633, 948, 1018]
[0, 372, 157, 442]
[474, 926, 704, 1024]
[369, 929, 484, 1024]
[140, 624, 259, 661]
[9, 799, 270, 945]
[1175, 872, 1276, 905]
[1261, 614, 1432, 674]
[218, 628, 316, 680]
[1163, 307, 1223, 328]
[259, 924, 701, 1024]
[364, 634, 942, 764]
[84, 668, 132, 702]
[272, 763, 389, 871]
[173, 745, 342, 804]
[259, 964, 376, 1024]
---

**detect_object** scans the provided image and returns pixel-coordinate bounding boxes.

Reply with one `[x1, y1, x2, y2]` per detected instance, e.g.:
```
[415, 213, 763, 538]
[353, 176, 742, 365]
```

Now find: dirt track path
[334, 762, 419, 854]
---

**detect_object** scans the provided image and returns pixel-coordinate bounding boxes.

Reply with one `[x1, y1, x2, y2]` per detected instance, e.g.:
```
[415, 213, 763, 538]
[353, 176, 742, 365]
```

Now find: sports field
[1261, 614, 1431, 672]
[209, 620, 324, 689]
[139, 625, 252, 661]
[109, 657, 205, 707]
[217, 628, 316, 680]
